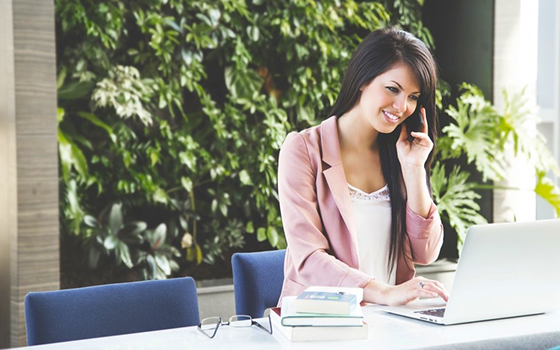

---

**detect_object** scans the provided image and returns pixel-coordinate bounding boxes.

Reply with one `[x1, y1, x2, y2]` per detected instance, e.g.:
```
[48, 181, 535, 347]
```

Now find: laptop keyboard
[414, 308, 446, 318]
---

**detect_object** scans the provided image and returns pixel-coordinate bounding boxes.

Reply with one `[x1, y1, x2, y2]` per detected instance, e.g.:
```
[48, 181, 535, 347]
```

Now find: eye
[386, 86, 398, 93]
[409, 95, 420, 102]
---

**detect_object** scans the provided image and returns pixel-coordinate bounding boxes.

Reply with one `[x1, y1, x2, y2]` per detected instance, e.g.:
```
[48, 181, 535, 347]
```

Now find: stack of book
[270, 286, 368, 342]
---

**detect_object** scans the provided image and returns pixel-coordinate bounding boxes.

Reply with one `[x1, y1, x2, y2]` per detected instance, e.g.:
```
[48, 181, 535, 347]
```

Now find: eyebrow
[390, 80, 421, 95]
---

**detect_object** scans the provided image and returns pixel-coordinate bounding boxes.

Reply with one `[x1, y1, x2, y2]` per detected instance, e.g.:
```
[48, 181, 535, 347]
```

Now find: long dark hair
[329, 27, 438, 276]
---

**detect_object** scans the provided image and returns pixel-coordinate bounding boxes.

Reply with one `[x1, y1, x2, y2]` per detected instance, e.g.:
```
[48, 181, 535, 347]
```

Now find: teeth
[384, 111, 399, 121]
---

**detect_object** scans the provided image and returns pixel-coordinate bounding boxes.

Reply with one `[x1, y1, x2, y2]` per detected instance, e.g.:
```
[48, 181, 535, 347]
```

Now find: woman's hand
[396, 107, 433, 169]
[364, 277, 449, 306]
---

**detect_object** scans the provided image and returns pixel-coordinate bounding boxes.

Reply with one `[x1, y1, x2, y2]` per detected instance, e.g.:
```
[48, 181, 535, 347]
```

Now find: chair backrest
[232, 250, 286, 318]
[24, 277, 200, 345]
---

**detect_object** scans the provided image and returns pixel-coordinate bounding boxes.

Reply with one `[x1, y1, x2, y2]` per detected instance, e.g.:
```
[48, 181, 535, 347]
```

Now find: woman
[277, 27, 448, 306]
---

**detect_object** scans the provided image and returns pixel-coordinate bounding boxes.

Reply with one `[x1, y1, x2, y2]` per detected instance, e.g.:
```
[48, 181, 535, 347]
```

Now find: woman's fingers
[401, 285, 437, 305]
[420, 282, 449, 302]
[415, 278, 449, 301]
[387, 277, 449, 306]
[409, 131, 433, 148]
[420, 107, 428, 134]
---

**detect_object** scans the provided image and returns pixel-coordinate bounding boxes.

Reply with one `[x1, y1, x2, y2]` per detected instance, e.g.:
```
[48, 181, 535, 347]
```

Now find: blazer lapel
[320, 117, 359, 266]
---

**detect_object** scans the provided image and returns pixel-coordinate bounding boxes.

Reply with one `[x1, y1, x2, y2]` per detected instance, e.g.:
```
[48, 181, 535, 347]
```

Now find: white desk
[12, 304, 560, 350]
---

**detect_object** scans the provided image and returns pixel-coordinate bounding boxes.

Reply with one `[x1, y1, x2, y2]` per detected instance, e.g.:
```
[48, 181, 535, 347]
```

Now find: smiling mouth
[383, 110, 400, 122]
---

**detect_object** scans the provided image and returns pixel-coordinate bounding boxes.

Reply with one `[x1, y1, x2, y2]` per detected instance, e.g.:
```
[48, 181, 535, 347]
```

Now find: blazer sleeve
[278, 132, 372, 288]
[405, 202, 444, 265]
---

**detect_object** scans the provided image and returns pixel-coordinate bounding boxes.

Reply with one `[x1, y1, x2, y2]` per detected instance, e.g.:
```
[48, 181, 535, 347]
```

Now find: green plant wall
[58, 0, 559, 284]
[57, 0, 434, 282]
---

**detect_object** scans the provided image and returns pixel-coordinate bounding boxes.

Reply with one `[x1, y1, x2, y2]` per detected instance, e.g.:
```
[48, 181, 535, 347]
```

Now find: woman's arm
[278, 132, 372, 289]
[406, 203, 444, 264]
[396, 107, 443, 264]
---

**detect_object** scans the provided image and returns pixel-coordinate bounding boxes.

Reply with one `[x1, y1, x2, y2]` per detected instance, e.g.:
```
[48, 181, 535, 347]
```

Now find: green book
[294, 291, 358, 315]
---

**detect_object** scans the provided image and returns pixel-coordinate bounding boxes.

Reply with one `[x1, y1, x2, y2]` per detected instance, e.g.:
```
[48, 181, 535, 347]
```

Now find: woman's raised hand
[396, 107, 433, 169]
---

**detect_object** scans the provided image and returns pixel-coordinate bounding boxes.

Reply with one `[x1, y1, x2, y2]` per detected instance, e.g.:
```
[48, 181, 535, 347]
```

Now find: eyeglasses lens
[229, 315, 252, 327]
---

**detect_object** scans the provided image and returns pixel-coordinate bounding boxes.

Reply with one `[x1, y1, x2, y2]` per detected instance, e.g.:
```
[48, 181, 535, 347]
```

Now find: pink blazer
[277, 116, 443, 302]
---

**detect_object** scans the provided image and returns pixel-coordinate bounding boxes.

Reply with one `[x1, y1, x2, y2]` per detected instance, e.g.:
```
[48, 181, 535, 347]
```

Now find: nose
[393, 95, 408, 114]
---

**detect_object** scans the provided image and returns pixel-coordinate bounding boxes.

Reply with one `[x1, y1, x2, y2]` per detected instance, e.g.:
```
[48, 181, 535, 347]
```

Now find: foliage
[434, 83, 560, 250]
[57, 0, 427, 280]
[430, 162, 486, 245]
[59, 0, 557, 280]
[442, 84, 504, 181]
[83, 203, 181, 279]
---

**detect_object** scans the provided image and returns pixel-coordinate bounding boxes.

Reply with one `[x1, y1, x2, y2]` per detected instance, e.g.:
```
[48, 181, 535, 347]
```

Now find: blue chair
[232, 250, 286, 318]
[25, 277, 200, 345]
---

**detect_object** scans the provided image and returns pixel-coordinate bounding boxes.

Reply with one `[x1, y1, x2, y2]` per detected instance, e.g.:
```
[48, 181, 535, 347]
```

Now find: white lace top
[348, 183, 397, 285]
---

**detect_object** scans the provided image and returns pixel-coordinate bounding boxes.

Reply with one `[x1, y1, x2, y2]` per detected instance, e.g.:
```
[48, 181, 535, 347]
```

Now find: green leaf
[165, 18, 182, 33]
[84, 215, 98, 228]
[257, 227, 266, 242]
[208, 9, 221, 26]
[153, 188, 169, 204]
[247, 26, 259, 41]
[181, 48, 192, 66]
[104, 235, 119, 250]
[58, 80, 95, 100]
[195, 244, 203, 264]
[57, 66, 67, 89]
[267, 226, 279, 247]
[58, 130, 89, 180]
[170, 259, 180, 272]
[245, 221, 254, 233]
[181, 177, 193, 192]
[155, 253, 171, 275]
[152, 223, 167, 249]
[219, 203, 228, 217]
[87, 246, 101, 269]
[224, 66, 263, 100]
[276, 234, 287, 250]
[239, 170, 252, 185]
[147, 254, 157, 280]
[179, 151, 196, 170]
[186, 246, 195, 262]
[108, 203, 123, 234]
[535, 172, 560, 217]
[119, 242, 134, 268]
[57, 107, 65, 123]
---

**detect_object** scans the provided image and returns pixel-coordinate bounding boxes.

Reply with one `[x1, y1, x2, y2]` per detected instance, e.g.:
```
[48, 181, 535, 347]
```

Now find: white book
[270, 307, 368, 342]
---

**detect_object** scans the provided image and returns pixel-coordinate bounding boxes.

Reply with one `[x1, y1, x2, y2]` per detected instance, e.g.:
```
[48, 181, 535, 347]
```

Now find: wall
[0, 1, 60, 347]
[0, 0, 17, 346]
[536, 0, 560, 219]
[493, 0, 538, 222]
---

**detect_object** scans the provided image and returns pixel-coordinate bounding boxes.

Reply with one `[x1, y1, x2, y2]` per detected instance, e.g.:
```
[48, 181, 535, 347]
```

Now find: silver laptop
[381, 219, 560, 325]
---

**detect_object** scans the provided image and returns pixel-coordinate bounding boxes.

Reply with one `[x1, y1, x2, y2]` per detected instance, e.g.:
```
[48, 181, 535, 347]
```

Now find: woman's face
[357, 63, 421, 134]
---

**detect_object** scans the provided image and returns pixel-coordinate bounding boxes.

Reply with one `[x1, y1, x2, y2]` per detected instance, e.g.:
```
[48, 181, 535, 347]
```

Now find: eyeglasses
[197, 315, 273, 339]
